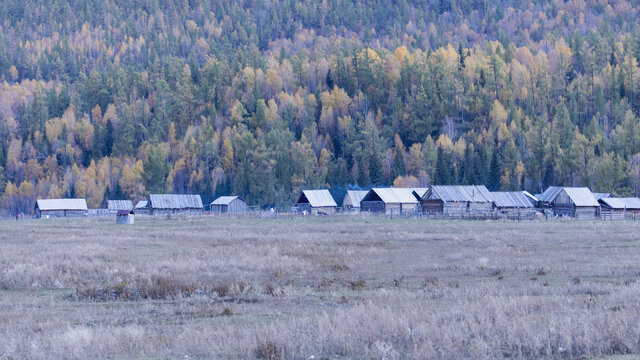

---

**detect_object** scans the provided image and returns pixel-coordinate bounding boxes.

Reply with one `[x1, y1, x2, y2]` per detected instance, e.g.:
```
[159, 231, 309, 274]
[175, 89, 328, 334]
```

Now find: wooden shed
[420, 185, 493, 216]
[296, 190, 337, 215]
[360, 188, 419, 215]
[599, 197, 640, 220]
[537, 187, 599, 219]
[341, 190, 369, 212]
[34, 199, 88, 218]
[107, 200, 134, 214]
[210, 196, 249, 214]
[490, 191, 537, 217]
[147, 194, 204, 215]
[116, 210, 135, 224]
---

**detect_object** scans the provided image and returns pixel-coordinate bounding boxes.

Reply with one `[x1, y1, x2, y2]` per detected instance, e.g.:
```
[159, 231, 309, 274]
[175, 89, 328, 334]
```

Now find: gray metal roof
[599, 197, 640, 209]
[364, 188, 419, 204]
[538, 187, 598, 207]
[148, 194, 204, 209]
[135, 200, 148, 208]
[107, 200, 133, 210]
[342, 190, 369, 208]
[36, 198, 88, 211]
[425, 185, 492, 203]
[211, 196, 245, 205]
[298, 190, 337, 207]
[592, 192, 612, 201]
[491, 191, 535, 208]
[537, 187, 564, 203]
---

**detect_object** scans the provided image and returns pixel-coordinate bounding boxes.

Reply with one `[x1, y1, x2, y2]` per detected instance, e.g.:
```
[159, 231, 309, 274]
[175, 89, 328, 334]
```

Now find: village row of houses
[31, 186, 640, 220]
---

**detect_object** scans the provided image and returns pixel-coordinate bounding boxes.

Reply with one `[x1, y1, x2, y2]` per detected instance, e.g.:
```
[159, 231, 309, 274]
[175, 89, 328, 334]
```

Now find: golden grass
[1, 217, 640, 358]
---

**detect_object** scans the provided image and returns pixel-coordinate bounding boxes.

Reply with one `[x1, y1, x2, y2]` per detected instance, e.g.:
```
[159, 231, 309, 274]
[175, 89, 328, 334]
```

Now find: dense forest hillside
[2, 0, 640, 212]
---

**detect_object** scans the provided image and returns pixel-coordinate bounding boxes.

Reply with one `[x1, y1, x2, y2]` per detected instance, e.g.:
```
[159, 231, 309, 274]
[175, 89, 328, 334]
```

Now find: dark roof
[148, 194, 204, 209]
[117, 210, 134, 215]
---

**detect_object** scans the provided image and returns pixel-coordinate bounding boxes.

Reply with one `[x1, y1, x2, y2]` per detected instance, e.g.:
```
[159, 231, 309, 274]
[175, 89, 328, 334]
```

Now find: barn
[296, 190, 337, 214]
[420, 185, 493, 216]
[491, 191, 537, 217]
[341, 190, 369, 212]
[599, 197, 640, 220]
[147, 194, 204, 215]
[116, 210, 135, 224]
[107, 200, 133, 214]
[210, 196, 249, 214]
[134, 200, 150, 215]
[34, 199, 89, 218]
[360, 188, 419, 215]
[537, 187, 599, 219]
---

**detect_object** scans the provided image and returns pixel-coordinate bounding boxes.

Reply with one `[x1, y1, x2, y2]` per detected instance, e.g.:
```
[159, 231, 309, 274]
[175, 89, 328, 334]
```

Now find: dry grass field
[1, 217, 640, 359]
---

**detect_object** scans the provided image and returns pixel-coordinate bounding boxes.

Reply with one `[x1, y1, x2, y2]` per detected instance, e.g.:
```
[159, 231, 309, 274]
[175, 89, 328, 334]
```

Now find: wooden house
[420, 185, 493, 216]
[147, 194, 204, 215]
[116, 210, 135, 224]
[106, 200, 133, 214]
[491, 191, 537, 217]
[360, 188, 419, 215]
[341, 190, 369, 212]
[537, 187, 599, 219]
[599, 197, 640, 220]
[296, 190, 337, 214]
[210, 196, 249, 214]
[34, 199, 88, 218]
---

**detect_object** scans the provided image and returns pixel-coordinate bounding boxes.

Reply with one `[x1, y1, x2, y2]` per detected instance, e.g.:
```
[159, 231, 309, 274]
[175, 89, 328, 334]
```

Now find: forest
[2, 0, 640, 213]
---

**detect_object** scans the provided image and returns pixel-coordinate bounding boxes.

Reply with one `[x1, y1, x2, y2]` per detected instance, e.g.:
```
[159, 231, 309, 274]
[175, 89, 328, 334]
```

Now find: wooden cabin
[341, 190, 369, 212]
[210, 196, 249, 214]
[537, 187, 599, 219]
[147, 194, 204, 215]
[491, 191, 537, 217]
[296, 190, 337, 215]
[420, 185, 493, 216]
[34, 199, 88, 218]
[599, 197, 640, 220]
[116, 210, 135, 224]
[360, 188, 419, 215]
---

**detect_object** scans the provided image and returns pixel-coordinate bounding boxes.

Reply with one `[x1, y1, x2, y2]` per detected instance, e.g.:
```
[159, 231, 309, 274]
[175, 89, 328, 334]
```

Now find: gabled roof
[211, 196, 245, 205]
[117, 210, 134, 216]
[342, 190, 369, 208]
[538, 187, 599, 207]
[135, 200, 148, 208]
[36, 198, 88, 211]
[411, 188, 430, 199]
[363, 188, 419, 204]
[297, 190, 337, 207]
[148, 194, 204, 209]
[424, 185, 492, 203]
[107, 200, 133, 210]
[491, 191, 535, 208]
[599, 197, 640, 210]
[537, 186, 564, 203]
[592, 192, 612, 201]
[522, 191, 538, 204]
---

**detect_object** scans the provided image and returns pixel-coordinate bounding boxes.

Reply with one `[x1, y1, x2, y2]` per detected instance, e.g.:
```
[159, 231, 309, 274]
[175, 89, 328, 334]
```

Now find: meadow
[1, 217, 640, 359]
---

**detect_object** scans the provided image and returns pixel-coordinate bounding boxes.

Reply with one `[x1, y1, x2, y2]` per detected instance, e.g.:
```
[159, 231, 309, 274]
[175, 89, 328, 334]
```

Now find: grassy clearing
[1, 217, 640, 359]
